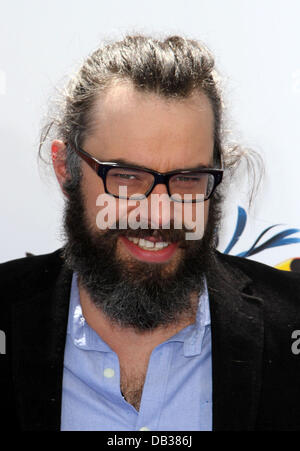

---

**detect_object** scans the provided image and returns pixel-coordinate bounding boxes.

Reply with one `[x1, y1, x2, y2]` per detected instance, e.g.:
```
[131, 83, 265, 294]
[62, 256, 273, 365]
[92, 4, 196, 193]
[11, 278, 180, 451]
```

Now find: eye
[173, 175, 201, 183]
[112, 173, 137, 180]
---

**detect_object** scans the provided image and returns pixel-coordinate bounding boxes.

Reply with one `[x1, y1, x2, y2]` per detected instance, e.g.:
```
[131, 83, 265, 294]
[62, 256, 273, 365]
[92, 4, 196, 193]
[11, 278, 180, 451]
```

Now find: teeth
[127, 237, 170, 251]
[128, 237, 139, 244]
[139, 239, 154, 248]
[154, 242, 168, 249]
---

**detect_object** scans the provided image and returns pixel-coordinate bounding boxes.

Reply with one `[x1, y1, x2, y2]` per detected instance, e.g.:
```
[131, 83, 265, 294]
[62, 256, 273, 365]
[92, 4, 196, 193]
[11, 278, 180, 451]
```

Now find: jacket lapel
[11, 258, 72, 431]
[207, 252, 264, 431]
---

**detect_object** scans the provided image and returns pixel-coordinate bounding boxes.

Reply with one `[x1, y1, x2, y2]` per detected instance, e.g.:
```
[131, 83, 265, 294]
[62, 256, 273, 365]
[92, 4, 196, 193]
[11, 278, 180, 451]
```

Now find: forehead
[85, 82, 215, 171]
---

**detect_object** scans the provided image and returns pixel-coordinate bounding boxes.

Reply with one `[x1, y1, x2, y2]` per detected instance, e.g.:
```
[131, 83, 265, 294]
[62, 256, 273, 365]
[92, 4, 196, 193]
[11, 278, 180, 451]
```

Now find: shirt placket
[135, 343, 173, 431]
[101, 352, 122, 398]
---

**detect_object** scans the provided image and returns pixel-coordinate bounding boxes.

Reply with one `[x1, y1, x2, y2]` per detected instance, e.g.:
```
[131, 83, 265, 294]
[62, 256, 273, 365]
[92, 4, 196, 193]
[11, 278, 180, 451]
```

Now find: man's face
[83, 83, 214, 261]
[61, 83, 221, 331]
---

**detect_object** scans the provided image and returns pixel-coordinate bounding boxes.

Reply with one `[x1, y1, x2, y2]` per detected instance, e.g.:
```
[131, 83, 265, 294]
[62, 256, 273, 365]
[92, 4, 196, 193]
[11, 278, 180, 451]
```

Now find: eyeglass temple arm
[72, 145, 100, 172]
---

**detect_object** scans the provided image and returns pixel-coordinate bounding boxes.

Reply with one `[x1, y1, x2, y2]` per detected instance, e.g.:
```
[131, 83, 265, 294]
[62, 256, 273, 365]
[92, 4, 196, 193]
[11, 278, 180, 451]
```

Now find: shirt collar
[68, 272, 210, 357]
[164, 277, 211, 357]
[67, 272, 112, 353]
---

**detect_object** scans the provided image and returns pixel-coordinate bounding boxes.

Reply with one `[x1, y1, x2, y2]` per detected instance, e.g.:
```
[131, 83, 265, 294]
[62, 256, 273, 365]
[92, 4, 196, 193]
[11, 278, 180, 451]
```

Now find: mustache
[94, 219, 200, 247]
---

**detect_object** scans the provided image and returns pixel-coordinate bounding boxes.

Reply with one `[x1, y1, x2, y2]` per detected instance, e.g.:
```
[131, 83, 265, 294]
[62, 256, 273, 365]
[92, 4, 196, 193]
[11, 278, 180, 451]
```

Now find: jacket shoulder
[215, 250, 300, 306]
[216, 250, 300, 282]
[0, 249, 65, 301]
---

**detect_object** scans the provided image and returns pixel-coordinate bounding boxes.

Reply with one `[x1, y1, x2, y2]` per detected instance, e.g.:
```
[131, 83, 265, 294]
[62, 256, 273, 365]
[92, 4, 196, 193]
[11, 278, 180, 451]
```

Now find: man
[1, 34, 300, 431]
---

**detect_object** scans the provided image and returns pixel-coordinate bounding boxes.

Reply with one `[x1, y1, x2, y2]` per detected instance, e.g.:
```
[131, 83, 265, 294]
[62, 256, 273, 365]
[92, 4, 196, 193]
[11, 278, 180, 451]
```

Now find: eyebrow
[101, 157, 214, 172]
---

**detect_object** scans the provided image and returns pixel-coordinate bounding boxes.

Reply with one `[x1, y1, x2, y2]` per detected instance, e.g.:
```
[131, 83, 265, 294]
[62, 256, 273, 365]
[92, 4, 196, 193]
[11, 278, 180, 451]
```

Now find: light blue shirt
[61, 272, 212, 431]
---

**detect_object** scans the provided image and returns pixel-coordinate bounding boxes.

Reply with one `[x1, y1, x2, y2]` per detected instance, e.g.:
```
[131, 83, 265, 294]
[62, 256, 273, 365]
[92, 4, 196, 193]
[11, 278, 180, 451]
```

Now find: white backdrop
[1, 0, 300, 270]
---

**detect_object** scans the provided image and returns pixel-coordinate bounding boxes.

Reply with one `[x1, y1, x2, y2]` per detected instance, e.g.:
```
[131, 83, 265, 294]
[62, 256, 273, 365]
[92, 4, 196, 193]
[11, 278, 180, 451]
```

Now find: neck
[78, 280, 199, 357]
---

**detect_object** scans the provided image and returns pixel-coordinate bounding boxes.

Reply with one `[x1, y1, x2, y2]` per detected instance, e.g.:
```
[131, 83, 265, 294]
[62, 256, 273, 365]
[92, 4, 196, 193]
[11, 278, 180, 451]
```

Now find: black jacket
[1, 248, 300, 431]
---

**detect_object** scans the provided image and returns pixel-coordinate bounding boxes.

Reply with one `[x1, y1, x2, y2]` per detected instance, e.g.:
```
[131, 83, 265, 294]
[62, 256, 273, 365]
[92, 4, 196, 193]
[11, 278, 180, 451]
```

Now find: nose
[150, 182, 169, 197]
[148, 183, 173, 229]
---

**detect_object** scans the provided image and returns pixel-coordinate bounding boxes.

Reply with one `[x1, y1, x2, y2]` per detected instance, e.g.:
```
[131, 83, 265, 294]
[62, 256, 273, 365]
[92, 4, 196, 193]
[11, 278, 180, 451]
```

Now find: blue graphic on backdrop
[224, 206, 300, 272]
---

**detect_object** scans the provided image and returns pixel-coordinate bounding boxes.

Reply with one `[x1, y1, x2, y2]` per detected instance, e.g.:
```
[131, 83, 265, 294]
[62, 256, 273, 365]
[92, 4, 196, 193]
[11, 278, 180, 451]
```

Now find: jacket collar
[11, 249, 263, 431]
[207, 251, 264, 431]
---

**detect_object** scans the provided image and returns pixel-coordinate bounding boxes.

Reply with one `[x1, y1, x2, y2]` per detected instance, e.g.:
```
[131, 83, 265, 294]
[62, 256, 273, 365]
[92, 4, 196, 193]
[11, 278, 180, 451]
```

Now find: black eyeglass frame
[70, 144, 224, 203]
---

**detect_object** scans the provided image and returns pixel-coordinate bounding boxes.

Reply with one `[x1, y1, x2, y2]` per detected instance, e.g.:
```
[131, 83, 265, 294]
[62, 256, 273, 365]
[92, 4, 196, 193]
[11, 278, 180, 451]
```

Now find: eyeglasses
[71, 145, 223, 203]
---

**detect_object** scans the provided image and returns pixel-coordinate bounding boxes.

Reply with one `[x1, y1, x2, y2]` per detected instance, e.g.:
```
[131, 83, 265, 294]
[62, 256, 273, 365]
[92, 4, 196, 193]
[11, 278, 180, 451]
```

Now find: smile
[119, 236, 179, 263]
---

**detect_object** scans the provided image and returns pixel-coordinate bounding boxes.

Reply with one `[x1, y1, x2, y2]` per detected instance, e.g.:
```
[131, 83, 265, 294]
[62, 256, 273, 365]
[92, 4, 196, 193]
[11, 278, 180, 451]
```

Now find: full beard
[62, 179, 223, 332]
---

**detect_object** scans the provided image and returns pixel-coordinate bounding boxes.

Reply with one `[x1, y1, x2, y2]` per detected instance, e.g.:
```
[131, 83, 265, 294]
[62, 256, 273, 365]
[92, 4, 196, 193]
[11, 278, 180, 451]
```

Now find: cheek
[172, 200, 209, 230]
[81, 169, 106, 226]
[91, 194, 139, 232]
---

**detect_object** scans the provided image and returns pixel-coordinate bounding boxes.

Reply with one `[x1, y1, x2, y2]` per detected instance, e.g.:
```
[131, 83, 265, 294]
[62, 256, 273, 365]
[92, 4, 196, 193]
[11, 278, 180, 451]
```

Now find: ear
[51, 140, 69, 197]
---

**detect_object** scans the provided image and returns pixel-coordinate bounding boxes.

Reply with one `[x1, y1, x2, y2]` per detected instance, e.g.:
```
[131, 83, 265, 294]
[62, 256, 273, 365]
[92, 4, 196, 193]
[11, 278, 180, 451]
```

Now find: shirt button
[103, 368, 115, 378]
[139, 427, 150, 431]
